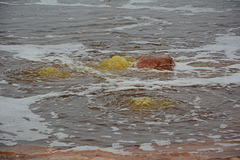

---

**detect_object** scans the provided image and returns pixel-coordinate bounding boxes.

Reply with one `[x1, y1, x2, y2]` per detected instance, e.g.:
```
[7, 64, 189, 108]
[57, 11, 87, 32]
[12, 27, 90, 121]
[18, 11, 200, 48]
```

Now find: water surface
[0, 0, 240, 153]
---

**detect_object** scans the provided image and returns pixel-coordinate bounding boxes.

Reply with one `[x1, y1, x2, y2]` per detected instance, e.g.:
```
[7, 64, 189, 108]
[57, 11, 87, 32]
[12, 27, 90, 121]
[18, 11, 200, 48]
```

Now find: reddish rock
[136, 55, 175, 70]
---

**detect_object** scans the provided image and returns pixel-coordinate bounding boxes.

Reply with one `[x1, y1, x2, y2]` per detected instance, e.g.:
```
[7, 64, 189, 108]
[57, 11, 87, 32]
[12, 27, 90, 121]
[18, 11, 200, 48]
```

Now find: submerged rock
[100, 56, 130, 70]
[136, 55, 175, 70]
[38, 67, 69, 78]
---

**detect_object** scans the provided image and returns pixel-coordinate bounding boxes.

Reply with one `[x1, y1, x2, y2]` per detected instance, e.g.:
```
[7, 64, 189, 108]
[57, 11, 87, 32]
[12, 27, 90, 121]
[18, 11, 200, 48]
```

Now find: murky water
[0, 0, 240, 153]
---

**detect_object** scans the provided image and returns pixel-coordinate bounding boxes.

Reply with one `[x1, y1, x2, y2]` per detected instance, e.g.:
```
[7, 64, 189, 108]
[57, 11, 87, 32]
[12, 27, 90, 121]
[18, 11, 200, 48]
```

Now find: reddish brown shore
[1, 140, 240, 160]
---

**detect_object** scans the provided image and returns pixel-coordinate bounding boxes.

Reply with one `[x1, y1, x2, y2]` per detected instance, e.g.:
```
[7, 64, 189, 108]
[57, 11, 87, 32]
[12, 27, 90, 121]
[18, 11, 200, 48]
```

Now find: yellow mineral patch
[157, 98, 177, 107]
[125, 56, 137, 63]
[38, 67, 69, 78]
[100, 56, 130, 70]
[125, 97, 177, 110]
[128, 97, 155, 109]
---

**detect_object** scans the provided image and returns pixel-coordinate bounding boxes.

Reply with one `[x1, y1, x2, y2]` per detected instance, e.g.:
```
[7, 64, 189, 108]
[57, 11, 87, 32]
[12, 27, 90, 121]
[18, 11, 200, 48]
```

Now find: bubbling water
[123, 97, 177, 111]
[0, 0, 239, 155]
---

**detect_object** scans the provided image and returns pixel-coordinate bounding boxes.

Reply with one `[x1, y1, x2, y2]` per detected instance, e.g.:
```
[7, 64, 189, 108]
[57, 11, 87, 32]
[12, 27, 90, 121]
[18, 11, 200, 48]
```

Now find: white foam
[187, 138, 197, 142]
[50, 140, 72, 147]
[175, 5, 220, 13]
[131, 40, 152, 44]
[0, 139, 17, 146]
[107, 16, 172, 31]
[129, 0, 155, 3]
[59, 128, 65, 131]
[88, 128, 95, 131]
[0, 2, 16, 5]
[119, 0, 155, 10]
[50, 111, 59, 119]
[0, 92, 61, 146]
[0, 43, 87, 63]
[168, 33, 240, 60]
[0, 79, 8, 84]
[120, 2, 220, 14]
[106, 22, 151, 31]
[44, 35, 66, 38]
[140, 16, 172, 25]
[220, 124, 228, 129]
[193, 96, 201, 104]
[66, 146, 131, 155]
[111, 126, 119, 131]
[207, 134, 222, 139]
[197, 147, 224, 152]
[139, 143, 155, 151]
[215, 143, 240, 147]
[114, 132, 122, 135]
[112, 143, 123, 149]
[34, 0, 109, 7]
[101, 135, 112, 138]
[159, 131, 174, 135]
[54, 132, 69, 140]
[152, 139, 171, 146]
[233, 104, 240, 108]
[104, 69, 240, 91]
[35, 0, 58, 5]
[175, 140, 183, 143]
[117, 140, 137, 143]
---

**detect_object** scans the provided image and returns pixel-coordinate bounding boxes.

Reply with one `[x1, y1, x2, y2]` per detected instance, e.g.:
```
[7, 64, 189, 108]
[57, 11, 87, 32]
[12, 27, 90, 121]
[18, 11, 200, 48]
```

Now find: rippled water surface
[0, 0, 240, 153]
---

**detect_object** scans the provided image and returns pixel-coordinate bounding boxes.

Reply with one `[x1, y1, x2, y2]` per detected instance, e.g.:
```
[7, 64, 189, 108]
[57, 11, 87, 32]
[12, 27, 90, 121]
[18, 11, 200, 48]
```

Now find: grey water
[0, 0, 240, 151]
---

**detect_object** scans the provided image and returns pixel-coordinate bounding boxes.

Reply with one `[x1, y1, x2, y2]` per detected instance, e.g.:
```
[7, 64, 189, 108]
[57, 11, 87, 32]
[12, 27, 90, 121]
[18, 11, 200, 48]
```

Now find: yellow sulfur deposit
[100, 56, 130, 70]
[128, 97, 155, 109]
[125, 57, 137, 63]
[125, 97, 177, 110]
[157, 98, 176, 106]
[38, 67, 69, 78]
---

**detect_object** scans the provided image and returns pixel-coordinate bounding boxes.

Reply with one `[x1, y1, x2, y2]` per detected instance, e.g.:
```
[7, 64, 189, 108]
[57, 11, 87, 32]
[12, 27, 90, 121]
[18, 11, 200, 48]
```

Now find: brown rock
[136, 55, 175, 70]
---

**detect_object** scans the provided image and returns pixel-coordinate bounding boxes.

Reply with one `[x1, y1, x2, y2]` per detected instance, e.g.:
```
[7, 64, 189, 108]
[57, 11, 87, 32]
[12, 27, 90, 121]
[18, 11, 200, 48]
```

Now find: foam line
[0, 92, 61, 146]
[0, 43, 87, 63]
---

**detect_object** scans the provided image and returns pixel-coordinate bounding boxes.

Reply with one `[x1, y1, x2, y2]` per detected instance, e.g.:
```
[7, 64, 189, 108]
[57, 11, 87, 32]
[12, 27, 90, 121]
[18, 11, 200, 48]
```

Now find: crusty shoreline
[0, 147, 211, 160]
[1, 141, 240, 160]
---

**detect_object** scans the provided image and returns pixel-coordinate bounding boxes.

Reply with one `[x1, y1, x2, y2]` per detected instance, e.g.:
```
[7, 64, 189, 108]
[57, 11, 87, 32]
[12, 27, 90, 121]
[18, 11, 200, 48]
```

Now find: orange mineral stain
[136, 55, 175, 70]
